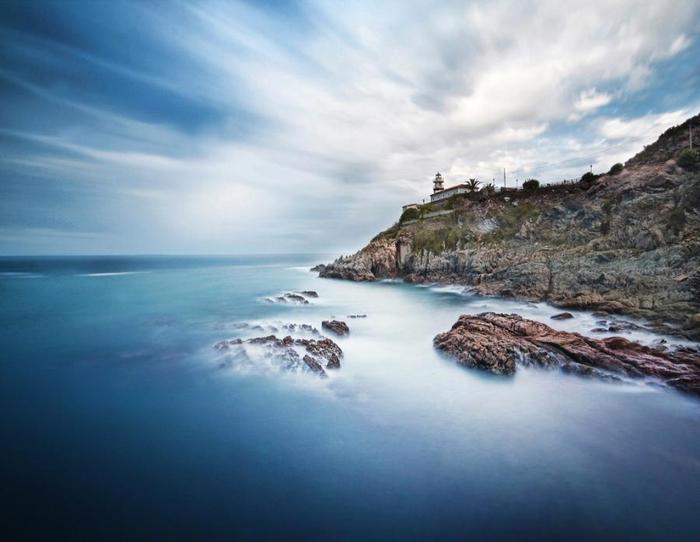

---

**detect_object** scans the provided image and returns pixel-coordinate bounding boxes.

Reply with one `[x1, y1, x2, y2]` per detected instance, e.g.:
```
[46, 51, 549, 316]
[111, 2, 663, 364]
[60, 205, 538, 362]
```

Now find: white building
[429, 172, 469, 203]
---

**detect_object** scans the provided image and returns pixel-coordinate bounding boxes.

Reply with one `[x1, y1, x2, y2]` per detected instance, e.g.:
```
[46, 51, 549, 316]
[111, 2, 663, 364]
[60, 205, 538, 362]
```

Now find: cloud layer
[1, 0, 699, 254]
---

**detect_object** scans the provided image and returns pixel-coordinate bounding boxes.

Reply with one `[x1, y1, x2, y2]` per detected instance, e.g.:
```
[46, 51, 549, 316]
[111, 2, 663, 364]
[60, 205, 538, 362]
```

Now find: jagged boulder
[214, 334, 343, 375]
[321, 320, 350, 336]
[433, 312, 700, 395]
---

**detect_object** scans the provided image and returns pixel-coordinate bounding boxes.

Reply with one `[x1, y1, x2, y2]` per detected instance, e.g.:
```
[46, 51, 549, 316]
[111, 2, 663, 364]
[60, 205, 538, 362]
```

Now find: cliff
[317, 114, 700, 338]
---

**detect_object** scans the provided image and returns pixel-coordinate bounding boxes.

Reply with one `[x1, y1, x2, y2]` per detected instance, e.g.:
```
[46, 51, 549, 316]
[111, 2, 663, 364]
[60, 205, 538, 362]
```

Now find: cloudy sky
[1, 0, 699, 255]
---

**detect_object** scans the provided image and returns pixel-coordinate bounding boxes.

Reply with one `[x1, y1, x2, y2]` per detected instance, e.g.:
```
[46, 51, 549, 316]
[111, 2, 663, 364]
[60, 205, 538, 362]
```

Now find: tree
[580, 171, 596, 183]
[608, 163, 624, 175]
[465, 178, 481, 192]
[522, 179, 540, 190]
[678, 148, 699, 170]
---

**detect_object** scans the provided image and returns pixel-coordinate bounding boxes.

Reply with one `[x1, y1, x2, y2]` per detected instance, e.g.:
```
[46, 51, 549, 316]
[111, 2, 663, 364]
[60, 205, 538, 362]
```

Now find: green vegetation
[608, 163, 624, 175]
[445, 193, 468, 209]
[668, 206, 686, 235]
[465, 178, 481, 192]
[412, 226, 462, 254]
[399, 207, 419, 223]
[677, 148, 699, 170]
[371, 222, 400, 241]
[522, 179, 540, 190]
[580, 171, 597, 184]
[483, 202, 538, 242]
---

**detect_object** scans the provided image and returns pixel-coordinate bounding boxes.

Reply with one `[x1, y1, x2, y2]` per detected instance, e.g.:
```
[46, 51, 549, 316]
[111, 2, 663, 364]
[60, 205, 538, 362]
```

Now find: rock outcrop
[433, 313, 700, 395]
[317, 113, 700, 339]
[214, 334, 343, 377]
[322, 320, 350, 336]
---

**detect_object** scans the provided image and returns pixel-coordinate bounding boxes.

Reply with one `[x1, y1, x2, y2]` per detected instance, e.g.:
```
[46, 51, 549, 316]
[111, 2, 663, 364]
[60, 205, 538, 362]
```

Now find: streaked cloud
[0, 0, 699, 254]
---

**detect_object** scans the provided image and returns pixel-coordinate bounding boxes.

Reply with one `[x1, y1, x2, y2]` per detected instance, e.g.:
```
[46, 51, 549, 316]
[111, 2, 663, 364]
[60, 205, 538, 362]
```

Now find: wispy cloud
[1, 0, 699, 254]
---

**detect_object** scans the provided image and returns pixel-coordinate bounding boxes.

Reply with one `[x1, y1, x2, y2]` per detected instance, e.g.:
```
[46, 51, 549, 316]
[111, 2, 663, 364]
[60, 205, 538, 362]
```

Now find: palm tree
[465, 178, 480, 192]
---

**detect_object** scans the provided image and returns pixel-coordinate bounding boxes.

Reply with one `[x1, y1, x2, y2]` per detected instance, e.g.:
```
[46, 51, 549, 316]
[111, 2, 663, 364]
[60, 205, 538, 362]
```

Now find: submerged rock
[347, 314, 367, 319]
[433, 312, 700, 395]
[301, 290, 319, 298]
[265, 292, 312, 304]
[322, 320, 350, 336]
[213, 334, 343, 375]
[551, 312, 574, 320]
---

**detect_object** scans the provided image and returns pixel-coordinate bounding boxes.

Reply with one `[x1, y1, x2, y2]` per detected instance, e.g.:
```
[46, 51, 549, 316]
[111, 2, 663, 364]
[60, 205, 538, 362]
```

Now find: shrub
[522, 179, 540, 190]
[668, 206, 686, 235]
[677, 148, 699, 170]
[399, 207, 419, 223]
[608, 163, 624, 175]
[580, 171, 596, 184]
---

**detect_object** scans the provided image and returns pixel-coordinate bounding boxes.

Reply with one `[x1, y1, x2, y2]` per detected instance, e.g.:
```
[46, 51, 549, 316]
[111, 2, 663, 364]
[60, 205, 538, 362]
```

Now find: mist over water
[1, 255, 699, 541]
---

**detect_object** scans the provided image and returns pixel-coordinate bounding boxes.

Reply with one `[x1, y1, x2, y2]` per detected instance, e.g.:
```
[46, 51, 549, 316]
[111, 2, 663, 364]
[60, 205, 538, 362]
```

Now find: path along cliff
[316, 114, 700, 340]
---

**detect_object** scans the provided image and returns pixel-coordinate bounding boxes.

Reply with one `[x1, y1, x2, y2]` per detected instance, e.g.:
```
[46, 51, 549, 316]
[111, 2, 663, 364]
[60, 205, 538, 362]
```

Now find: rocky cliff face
[318, 114, 700, 338]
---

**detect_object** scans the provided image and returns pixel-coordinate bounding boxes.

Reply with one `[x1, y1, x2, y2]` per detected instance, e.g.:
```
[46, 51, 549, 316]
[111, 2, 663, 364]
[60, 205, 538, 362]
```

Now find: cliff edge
[317, 114, 700, 338]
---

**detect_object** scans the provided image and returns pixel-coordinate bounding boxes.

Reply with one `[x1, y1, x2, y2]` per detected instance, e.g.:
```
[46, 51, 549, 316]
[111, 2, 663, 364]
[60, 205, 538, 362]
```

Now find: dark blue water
[1, 255, 699, 541]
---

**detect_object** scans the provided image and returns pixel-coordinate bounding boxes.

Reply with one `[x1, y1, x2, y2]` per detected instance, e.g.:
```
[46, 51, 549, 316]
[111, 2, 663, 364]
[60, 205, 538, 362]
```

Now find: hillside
[316, 113, 700, 338]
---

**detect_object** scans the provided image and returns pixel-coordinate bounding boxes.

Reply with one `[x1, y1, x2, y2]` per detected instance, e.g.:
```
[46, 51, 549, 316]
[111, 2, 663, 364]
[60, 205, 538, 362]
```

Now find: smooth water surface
[1, 255, 699, 541]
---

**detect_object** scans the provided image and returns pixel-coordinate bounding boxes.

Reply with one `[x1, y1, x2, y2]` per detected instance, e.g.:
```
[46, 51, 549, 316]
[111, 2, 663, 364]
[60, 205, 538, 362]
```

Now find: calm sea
[1, 255, 699, 541]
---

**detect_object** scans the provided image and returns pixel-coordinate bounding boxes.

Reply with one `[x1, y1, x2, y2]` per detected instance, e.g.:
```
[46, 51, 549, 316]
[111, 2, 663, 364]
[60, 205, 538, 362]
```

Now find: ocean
[1, 255, 699, 541]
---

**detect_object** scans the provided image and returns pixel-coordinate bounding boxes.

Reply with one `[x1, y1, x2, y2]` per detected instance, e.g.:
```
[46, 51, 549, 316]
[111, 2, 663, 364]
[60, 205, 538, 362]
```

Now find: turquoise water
[1, 255, 699, 541]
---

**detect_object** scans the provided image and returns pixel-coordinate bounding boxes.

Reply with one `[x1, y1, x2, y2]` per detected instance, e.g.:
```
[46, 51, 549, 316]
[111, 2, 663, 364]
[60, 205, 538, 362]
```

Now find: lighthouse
[433, 172, 445, 193]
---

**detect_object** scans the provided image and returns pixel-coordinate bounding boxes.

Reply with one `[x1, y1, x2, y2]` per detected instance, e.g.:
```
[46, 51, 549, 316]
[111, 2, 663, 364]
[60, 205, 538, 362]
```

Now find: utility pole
[503, 168, 506, 189]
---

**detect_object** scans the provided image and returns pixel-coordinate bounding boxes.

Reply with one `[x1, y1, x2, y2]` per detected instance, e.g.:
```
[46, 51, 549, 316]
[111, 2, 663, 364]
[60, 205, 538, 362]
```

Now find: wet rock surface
[551, 312, 574, 320]
[265, 291, 319, 304]
[322, 320, 350, 336]
[433, 312, 700, 395]
[214, 328, 343, 377]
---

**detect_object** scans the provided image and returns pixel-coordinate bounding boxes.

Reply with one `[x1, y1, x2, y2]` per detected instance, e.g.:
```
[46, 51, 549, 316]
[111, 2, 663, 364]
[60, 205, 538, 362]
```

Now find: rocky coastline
[316, 115, 700, 341]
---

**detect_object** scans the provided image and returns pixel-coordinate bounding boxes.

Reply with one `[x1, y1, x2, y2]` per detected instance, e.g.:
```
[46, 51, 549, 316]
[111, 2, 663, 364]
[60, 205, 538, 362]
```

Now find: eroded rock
[213, 333, 343, 376]
[551, 312, 574, 320]
[433, 312, 700, 395]
[322, 320, 350, 336]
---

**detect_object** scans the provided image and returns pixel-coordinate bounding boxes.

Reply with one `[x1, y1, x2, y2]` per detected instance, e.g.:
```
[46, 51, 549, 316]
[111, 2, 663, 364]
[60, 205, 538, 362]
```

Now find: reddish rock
[433, 312, 700, 395]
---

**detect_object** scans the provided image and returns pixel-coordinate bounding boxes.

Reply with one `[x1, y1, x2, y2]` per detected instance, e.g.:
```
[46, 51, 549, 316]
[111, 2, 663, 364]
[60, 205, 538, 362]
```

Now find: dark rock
[302, 355, 327, 377]
[551, 312, 574, 320]
[295, 337, 343, 369]
[214, 333, 343, 376]
[347, 314, 367, 318]
[322, 320, 350, 336]
[284, 293, 309, 304]
[433, 312, 700, 395]
[301, 290, 319, 298]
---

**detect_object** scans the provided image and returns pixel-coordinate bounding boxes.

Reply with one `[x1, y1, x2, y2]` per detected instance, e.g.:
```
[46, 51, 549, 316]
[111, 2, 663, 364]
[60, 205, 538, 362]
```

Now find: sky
[1, 0, 699, 255]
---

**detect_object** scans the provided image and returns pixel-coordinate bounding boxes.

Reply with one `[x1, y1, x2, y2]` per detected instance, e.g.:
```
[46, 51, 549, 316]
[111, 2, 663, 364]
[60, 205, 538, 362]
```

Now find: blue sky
[1, 0, 699, 255]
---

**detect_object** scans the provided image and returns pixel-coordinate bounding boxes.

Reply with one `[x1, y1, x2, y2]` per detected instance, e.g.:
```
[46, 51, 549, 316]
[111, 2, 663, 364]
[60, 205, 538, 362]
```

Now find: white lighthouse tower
[433, 172, 445, 193]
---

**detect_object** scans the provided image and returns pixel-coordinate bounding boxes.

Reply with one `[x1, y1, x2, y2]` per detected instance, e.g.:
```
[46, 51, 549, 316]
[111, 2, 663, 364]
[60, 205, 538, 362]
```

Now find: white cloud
[4, 0, 700, 254]
[568, 89, 613, 121]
